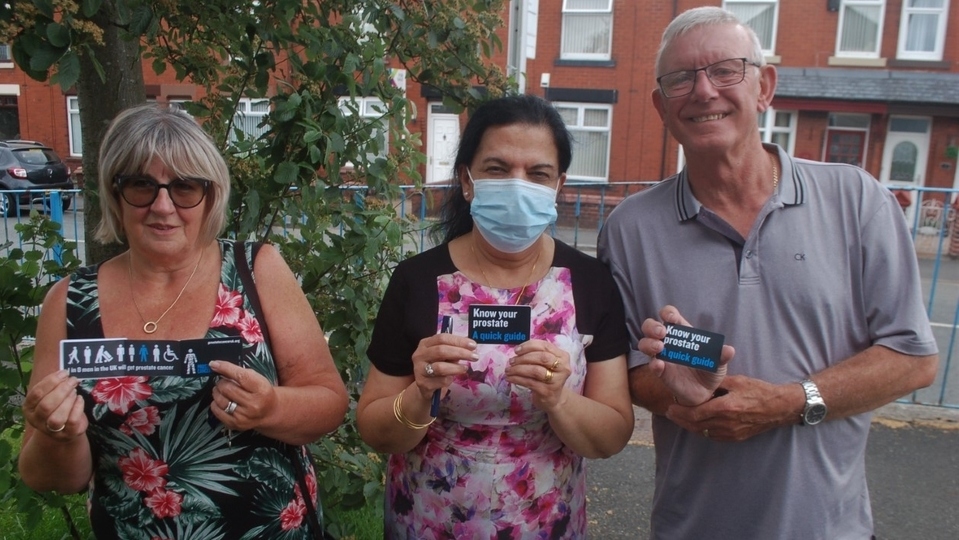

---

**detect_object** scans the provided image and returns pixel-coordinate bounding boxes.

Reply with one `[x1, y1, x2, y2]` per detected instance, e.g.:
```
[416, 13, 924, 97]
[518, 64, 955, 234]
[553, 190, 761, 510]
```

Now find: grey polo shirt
[598, 144, 937, 539]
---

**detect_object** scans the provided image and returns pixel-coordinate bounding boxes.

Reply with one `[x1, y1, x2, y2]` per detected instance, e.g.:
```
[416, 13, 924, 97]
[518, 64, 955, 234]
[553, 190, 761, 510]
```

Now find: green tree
[0, 0, 510, 536]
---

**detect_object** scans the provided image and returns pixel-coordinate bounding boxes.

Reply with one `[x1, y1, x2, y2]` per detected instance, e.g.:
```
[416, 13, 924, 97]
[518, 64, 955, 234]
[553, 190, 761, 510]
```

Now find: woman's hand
[410, 333, 477, 402]
[22, 369, 87, 441]
[209, 360, 279, 432]
[638, 305, 734, 406]
[505, 339, 570, 411]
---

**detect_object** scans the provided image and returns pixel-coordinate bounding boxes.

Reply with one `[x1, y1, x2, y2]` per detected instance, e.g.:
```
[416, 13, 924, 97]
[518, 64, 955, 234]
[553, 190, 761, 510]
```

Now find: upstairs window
[897, 0, 949, 61]
[724, 1, 779, 55]
[836, 0, 886, 58]
[0, 44, 11, 63]
[561, 0, 613, 61]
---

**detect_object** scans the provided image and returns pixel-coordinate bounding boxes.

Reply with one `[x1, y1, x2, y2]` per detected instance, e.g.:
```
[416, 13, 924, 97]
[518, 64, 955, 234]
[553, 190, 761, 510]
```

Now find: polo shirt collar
[673, 143, 806, 222]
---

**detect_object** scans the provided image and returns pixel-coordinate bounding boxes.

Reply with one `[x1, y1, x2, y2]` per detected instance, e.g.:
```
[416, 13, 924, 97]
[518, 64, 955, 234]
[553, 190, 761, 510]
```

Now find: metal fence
[5, 184, 959, 410]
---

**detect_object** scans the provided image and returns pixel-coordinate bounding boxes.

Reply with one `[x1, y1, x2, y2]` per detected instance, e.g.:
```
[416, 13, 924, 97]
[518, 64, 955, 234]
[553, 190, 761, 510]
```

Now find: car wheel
[0, 192, 14, 217]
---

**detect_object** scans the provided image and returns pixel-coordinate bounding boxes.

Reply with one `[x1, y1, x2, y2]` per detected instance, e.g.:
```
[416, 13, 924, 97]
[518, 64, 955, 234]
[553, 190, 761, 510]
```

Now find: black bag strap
[232, 241, 272, 346]
[232, 240, 328, 539]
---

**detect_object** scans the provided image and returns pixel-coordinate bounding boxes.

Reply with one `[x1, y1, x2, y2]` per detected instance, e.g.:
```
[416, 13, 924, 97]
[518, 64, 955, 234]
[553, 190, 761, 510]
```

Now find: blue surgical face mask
[468, 172, 558, 253]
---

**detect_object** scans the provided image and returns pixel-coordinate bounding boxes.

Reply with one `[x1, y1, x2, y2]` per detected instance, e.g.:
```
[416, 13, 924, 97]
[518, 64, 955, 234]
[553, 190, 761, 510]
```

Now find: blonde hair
[95, 104, 230, 244]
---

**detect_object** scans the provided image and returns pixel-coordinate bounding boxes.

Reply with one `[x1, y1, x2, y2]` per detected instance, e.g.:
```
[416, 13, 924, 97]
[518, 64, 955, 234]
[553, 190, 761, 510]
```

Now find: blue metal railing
[5, 184, 958, 410]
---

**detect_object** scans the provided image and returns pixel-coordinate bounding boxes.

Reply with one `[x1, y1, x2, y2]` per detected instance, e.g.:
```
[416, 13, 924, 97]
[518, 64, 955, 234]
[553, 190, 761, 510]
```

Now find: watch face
[804, 404, 827, 425]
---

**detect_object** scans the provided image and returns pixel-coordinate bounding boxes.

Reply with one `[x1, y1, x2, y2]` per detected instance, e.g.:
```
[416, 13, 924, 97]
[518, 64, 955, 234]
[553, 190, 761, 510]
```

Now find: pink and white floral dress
[368, 241, 628, 539]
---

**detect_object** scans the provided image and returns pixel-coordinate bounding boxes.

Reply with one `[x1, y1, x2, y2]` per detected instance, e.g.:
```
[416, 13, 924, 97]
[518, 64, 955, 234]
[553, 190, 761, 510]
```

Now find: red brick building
[511, 0, 959, 228]
[2, 1, 958, 229]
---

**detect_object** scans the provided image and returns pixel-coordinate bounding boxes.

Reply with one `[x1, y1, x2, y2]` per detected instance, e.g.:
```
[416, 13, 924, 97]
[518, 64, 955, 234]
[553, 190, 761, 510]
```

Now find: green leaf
[28, 42, 67, 73]
[129, 5, 155, 36]
[51, 51, 81, 89]
[45, 22, 71, 48]
[81, 0, 103, 18]
[274, 161, 299, 185]
[33, 0, 55, 18]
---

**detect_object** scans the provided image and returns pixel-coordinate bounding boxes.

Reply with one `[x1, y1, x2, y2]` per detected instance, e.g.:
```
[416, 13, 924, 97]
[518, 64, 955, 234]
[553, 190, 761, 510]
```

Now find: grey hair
[654, 6, 765, 76]
[95, 104, 230, 245]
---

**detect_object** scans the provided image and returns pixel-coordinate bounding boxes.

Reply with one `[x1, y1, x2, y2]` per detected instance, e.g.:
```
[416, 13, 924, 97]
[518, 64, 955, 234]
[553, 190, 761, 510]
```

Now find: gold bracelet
[393, 389, 436, 430]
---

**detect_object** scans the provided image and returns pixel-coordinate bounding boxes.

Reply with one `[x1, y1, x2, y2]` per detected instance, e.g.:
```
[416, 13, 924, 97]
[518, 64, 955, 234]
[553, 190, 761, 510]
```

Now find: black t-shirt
[367, 239, 629, 376]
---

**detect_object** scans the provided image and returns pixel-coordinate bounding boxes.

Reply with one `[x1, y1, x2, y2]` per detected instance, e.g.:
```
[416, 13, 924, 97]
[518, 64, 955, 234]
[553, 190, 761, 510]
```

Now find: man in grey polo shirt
[597, 7, 939, 540]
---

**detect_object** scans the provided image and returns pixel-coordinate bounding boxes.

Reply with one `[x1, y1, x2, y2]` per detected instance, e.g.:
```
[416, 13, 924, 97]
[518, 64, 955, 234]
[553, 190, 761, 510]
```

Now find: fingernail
[470, 352, 480, 360]
[467, 341, 477, 348]
[514, 345, 523, 353]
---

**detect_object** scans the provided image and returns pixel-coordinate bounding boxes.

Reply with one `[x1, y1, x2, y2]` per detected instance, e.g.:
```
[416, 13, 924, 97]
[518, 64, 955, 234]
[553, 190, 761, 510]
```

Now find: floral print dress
[66, 240, 317, 540]
[383, 266, 591, 539]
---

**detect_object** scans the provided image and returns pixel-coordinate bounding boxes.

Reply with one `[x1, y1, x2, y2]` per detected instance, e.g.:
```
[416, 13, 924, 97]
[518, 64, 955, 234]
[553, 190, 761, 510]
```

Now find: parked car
[0, 140, 74, 216]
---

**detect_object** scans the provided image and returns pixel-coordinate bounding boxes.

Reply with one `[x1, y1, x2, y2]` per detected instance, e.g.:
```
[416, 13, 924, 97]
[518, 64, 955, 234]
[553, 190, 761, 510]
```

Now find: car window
[13, 148, 59, 165]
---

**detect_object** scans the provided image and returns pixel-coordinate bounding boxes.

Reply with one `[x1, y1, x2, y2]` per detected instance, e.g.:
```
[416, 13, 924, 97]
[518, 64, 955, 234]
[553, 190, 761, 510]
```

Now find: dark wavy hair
[433, 94, 573, 244]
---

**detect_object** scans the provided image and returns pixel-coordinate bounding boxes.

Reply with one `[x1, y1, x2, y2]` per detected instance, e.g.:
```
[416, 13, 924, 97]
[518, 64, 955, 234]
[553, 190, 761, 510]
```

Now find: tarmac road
[586, 407, 959, 540]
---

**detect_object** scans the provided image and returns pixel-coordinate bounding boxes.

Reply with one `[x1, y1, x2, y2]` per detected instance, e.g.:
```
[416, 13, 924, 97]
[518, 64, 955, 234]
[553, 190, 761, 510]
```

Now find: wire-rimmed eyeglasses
[656, 58, 762, 98]
[114, 175, 211, 209]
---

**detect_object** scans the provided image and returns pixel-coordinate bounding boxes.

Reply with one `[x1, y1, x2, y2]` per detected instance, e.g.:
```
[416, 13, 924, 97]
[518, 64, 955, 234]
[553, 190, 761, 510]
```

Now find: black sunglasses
[114, 175, 211, 209]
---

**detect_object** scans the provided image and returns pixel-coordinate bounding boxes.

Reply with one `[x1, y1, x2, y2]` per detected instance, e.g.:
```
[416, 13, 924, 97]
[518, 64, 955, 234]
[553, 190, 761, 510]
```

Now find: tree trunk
[77, 0, 146, 264]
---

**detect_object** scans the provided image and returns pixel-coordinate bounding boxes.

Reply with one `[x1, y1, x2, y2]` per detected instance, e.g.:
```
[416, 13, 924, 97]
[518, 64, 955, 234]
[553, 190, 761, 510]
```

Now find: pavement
[585, 404, 959, 539]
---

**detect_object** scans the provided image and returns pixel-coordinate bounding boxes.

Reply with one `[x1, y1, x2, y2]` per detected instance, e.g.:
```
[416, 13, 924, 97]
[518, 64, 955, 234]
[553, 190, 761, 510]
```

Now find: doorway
[880, 116, 930, 229]
[426, 104, 460, 185]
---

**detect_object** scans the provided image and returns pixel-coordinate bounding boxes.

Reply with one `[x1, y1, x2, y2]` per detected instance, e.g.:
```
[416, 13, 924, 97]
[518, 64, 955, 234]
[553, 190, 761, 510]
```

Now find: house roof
[775, 67, 959, 106]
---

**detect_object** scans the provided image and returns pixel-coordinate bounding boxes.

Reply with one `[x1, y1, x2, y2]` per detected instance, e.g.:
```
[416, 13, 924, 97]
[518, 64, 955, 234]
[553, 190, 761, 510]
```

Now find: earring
[464, 191, 470, 198]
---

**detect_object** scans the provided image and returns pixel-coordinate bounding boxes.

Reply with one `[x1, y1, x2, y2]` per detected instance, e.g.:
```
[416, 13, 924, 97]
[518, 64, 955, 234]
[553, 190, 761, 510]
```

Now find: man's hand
[638, 305, 734, 406]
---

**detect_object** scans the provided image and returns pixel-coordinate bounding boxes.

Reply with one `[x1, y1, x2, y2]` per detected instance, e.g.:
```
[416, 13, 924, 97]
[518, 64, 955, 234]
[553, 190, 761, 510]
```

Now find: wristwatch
[800, 379, 827, 426]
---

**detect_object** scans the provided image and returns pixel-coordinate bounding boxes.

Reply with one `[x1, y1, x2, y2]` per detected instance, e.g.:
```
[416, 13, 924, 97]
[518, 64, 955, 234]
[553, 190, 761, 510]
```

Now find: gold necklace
[770, 152, 779, 190]
[129, 251, 203, 334]
[470, 236, 541, 306]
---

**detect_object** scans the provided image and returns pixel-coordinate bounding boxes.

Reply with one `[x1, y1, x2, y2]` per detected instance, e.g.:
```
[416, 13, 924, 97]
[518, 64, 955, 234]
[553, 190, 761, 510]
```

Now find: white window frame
[896, 0, 949, 61]
[67, 96, 82, 157]
[560, 0, 614, 61]
[835, 0, 886, 58]
[229, 98, 270, 143]
[758, 108, 796, 155]
[723, 1, 779, 56]
[338, 96, 390, 164]
[554, 102, 612, 182]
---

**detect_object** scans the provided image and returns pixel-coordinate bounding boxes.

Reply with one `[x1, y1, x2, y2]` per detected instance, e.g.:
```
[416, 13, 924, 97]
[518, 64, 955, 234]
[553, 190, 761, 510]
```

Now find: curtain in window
[569, 130, 609, 179]
[840, 4, 881, 53]
[562, 0, 612, 57]
[903, 0, 944, 53]
[562, 14, 611, 56]
[726, 2, 775, 50]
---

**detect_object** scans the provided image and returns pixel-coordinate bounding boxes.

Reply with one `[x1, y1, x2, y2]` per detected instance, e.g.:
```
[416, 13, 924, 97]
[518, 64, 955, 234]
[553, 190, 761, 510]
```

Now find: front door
[880, 116, 930, 229]
[427, 105, 460, 185]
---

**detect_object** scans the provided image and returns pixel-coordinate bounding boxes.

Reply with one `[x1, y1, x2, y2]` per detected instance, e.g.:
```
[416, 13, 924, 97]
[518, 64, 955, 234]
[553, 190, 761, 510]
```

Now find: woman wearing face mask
[357, 94, 634, 538]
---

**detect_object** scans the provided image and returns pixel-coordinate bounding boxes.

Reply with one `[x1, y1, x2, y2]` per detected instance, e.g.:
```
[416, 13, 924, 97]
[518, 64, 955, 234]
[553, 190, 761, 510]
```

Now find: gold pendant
[143, 321, 158, 334]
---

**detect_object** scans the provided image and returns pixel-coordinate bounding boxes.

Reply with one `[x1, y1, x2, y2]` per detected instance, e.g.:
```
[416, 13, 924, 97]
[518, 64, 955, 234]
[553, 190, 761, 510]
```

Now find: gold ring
[544, 368, 553, 384]
[703, 429, 709, 438]
[46, 420, 66, 433]
[550, 359, 560, 372]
